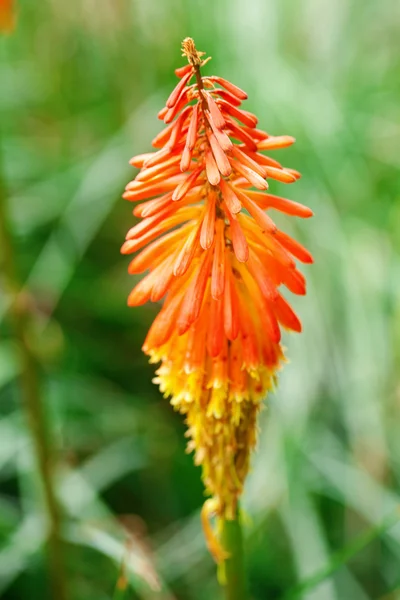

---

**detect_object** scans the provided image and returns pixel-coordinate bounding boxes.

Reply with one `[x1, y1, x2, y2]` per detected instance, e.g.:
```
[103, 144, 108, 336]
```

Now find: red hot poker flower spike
[121, 37, 313, 562]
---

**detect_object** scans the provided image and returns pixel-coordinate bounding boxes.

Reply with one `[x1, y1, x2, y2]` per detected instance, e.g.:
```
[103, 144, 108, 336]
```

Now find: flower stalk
[0, 144, 67, 600]
[221, 508, 247, 600]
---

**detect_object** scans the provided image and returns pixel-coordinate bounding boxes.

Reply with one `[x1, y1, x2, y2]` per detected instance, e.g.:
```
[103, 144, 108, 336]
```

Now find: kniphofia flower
[121, 38, 313, 561]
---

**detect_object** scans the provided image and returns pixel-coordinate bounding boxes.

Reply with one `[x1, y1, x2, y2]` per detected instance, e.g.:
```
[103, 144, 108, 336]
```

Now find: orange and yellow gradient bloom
[121, 39, 313, 560]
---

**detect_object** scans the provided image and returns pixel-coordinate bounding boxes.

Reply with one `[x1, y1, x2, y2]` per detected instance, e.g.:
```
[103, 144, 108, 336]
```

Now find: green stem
[0, 143, 67, 600]
[221, 508, 247, 600]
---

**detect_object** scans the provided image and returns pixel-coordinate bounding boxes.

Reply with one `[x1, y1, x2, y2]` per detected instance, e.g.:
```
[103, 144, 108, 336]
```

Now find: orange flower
[121, 38, 313, 561]
[0, 0, 15, 33]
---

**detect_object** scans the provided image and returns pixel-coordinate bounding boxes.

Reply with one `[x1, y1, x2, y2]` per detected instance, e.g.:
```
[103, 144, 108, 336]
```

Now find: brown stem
[0, 144, 68, 600]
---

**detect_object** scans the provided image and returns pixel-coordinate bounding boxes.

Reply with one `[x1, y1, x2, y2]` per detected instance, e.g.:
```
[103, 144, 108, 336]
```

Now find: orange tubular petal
[257, 135, 296, 150]
[152, 120, 177, 148]
[251, 244, 305, 291]
[180, 146, 193, 172]
[273, 294, 302, 332]
[145, 144, 186, 169]
[186, 103, 200, 151]
[205, 148, 220, 185]
[259, 300, 281, 344]
[286, 168, 302, 180]
[203, 91, 226, 129]
[134, 192, 173, 218]
[142, 292, 184, 351]
[242, 127, 269, 141]
[177, 250, 213, 335]
[121, 207, 200, 254]
[207, 296, 224, 357]
[237, 295, 260, 368]
[128, 227, 185, 273]
[166, 71, 193, 108]
[225, 117, 258, 151]
[172, 166, 203, 201]
[209, 76, 248, 100]
[231, 159, 268, 190]
[127, 279, 152, 307]
[136, 155, 181, 182]
[219, 179, 242, 214]
[128, 259, 171, 306]
[180, 104, 200, 171]
[240, 266, 280, 343]
[166, 106, 192, 147]
[246, 250, 278, 302]
[229, 341, 247, 398]
[173, 225, 201, 276]
[242, 150, 282, 169]
[230, 146, 267, 178]
[214, 88, 242, 107]
[245, 191, 313, 218]
[282, 268, 306, 295]
[200, 191, 216, 249]
[230, 221, 249, 263]
[164, 90, 190, 123]
[218, 100, 258, 128]
[205, 110, 233, 151]
[123, 179, 182, 200]
[254, 250, 306, 295]
[239, 214, 294, 268]
[184, 302, 208, 370]
[264, 166, 297, 184]
[175, 64, 193, 78]
[233, 189, 276, 233]
[126, 204, 179, 240]
[224, 255, 240, 341]
[211, 220, 225, 298]
[151, 256, 177, 302]
[158, 106, 168, 120]
[224, 203, 249, 263]
[135, 164, 181, 186]
[129, 153, 153, 167]
[207, 132, 232, 177]
[274, 230, 314, 264]
[124, 175, 177, 192]
[123, 176, 184, 202]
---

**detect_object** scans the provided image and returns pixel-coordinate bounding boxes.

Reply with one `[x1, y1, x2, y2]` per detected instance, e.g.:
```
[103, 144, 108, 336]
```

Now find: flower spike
[121, 38, 313, 562]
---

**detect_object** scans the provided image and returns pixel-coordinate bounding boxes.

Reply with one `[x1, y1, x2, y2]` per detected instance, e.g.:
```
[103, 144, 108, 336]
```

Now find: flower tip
[175, 64, 193, 78]
[286, 168, 302, 181]
[120, 240, 136, 255]
[127, 294, 136, 307]
[257, 135, 296, 151]
[129, 158, 146, 168]
[181, 37, 206, 67]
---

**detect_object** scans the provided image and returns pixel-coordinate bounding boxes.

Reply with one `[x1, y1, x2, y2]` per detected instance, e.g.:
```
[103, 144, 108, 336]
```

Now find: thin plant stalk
[221, 507, 247, 600]
[0, 143, 68, 600]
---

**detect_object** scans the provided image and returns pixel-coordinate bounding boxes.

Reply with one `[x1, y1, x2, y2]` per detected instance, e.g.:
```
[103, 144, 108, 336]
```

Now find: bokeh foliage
[1, 0, 400, 598]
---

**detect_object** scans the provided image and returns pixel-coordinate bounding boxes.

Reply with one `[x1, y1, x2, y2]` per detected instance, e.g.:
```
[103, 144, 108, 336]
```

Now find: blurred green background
[1, 0, 400, 598]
